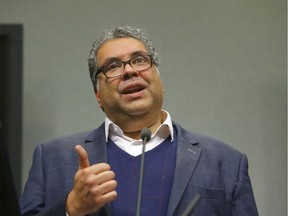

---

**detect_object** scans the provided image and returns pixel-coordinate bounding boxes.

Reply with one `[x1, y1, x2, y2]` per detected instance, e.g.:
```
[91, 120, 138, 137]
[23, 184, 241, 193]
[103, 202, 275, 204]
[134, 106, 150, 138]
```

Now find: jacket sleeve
[20, 144, 67, 216]
[232, 154, 259, 215]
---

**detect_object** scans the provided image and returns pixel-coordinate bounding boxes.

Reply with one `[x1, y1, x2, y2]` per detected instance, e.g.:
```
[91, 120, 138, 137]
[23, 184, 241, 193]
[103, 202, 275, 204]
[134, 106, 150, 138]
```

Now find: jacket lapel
[83, 124, 108, 165]
[167, 124, 202, 216]
[82, 124, 112, 216]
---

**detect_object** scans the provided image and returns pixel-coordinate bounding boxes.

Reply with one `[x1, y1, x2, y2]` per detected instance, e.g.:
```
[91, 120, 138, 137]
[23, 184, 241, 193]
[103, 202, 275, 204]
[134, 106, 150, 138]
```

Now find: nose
[122, 63, 138, 80]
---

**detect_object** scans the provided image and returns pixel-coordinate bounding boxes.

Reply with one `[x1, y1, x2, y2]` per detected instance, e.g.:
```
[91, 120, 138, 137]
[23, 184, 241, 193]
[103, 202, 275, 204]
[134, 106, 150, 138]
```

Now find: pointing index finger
[75, 145, 90, 169]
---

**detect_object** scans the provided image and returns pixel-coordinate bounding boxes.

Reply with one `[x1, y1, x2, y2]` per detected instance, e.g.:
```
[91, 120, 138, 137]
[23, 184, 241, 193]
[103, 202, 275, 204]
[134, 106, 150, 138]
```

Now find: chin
[124, 105, 152, 116]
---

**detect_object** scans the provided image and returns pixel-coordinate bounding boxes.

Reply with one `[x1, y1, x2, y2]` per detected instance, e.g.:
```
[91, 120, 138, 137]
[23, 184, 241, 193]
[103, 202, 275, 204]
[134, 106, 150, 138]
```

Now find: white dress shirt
[105, 110, 174, 156]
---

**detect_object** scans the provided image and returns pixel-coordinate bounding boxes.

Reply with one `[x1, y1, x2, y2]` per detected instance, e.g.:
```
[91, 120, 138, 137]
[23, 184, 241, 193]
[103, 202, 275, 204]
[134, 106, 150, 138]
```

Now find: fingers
[69, 145, 117, 215]
[75, 145, 90, 169]
[86, 169, 116, 186]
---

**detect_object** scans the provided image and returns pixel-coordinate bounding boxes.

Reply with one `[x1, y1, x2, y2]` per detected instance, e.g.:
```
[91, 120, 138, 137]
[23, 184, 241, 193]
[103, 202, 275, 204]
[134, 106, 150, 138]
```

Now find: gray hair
[88, 26, 160, 91]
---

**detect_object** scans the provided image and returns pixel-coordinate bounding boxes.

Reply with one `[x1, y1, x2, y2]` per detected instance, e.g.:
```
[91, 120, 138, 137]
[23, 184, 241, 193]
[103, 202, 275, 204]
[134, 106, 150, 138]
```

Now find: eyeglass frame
[94, 54, 154, 79]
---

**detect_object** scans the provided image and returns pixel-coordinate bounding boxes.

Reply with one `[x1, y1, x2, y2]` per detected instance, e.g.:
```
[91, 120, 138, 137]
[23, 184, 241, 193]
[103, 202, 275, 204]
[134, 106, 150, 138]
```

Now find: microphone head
[140, 128, 151, 142]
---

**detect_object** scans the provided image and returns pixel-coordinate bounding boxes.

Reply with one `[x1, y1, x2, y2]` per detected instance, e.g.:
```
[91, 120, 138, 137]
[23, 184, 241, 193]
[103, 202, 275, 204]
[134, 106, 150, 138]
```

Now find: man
[20, 26, 258, 215]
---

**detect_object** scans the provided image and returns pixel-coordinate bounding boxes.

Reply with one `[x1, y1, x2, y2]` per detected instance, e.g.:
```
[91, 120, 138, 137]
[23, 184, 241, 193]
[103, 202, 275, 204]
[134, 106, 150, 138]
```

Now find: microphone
[140, 128, 152, 142]
[182, 194, 201, 216]
[136, 128, 151, 216]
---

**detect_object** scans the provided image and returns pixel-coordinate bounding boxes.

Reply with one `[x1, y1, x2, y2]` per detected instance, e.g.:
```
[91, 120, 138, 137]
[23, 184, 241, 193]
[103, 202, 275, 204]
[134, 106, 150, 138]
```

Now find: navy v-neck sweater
[107, 137, 177, 216]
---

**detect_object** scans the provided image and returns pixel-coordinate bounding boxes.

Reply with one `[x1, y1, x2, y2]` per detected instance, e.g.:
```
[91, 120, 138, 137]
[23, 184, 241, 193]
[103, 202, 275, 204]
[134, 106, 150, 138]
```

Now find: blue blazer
[20, 122, 258, 216]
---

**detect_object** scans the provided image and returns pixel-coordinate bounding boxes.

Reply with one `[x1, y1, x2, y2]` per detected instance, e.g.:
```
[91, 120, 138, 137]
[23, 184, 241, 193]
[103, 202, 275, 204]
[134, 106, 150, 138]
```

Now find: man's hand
[66, 145, 117, 216]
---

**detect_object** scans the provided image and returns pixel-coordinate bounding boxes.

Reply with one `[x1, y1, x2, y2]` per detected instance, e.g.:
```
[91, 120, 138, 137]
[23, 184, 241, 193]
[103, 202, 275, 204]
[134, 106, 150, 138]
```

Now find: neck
[112, 110, 166, 139]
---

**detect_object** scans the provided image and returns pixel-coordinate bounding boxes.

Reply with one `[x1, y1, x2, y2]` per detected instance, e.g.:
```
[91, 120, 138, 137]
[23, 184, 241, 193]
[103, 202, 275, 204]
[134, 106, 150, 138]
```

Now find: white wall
[0, 0, 286, 215]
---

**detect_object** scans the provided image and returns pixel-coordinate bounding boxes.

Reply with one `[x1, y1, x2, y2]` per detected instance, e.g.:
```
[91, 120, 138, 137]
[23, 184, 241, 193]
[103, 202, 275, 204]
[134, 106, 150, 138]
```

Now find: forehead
[96, 37, 148, 63]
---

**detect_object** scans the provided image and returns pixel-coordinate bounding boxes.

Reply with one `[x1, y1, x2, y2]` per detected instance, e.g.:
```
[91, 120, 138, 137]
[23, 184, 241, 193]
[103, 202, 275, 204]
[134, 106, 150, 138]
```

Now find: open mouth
[122, 85, 146, 95]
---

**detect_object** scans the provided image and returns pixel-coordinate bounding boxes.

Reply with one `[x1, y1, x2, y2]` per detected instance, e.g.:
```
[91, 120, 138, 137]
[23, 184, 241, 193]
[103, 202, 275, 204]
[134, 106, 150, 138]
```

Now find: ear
[95, 91, 103, 109]
[160, 79, 165, 93]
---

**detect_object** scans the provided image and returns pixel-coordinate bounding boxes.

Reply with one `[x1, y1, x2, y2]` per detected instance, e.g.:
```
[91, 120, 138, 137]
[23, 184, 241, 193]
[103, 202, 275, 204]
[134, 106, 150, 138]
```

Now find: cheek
[98, 75, 120, 93]
[103, 77, 120, 90]
[148, 73, 163, 89]
[96, 80, 120, 108]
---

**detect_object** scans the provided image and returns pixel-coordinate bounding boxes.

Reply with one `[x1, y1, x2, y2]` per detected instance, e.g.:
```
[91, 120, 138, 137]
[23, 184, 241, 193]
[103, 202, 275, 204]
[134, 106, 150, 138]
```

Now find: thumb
[75, 145, 90, 169]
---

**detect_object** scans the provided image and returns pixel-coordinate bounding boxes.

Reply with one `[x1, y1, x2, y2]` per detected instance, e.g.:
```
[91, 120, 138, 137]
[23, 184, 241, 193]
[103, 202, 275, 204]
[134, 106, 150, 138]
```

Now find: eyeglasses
[95, 54, 154, 79]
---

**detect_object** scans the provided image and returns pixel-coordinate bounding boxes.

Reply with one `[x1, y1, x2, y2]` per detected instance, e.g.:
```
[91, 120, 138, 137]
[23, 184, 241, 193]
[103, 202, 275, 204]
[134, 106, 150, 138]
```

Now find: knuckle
[91, 187, 100, 196]
[80, 168, 89, 176]
[85, 177, 95, 187]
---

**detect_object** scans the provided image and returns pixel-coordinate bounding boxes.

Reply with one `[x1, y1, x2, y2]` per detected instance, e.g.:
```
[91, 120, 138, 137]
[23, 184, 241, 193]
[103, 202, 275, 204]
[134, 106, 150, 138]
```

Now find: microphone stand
[136, 128, 151, 216]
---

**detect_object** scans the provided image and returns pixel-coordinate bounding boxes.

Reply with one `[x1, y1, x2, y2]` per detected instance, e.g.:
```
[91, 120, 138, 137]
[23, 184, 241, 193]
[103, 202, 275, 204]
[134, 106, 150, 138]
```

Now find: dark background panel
[0, 24, 23, 196]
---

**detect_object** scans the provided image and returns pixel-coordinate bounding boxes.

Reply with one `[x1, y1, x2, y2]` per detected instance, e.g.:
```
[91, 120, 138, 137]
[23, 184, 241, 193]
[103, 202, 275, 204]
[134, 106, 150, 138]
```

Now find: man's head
[88, 26, 165, 132]
[88, 26, 160, 92]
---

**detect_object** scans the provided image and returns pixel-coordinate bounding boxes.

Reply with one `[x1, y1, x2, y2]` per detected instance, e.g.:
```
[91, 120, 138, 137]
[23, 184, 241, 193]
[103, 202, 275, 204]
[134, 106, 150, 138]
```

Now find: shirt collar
[104, 110, 174, 142]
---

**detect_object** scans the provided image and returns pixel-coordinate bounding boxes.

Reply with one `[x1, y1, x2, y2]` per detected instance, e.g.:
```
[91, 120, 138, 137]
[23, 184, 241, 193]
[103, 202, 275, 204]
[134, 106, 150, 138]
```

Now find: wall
[0, 0, 286, 215]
